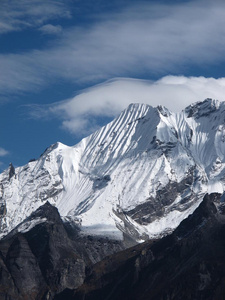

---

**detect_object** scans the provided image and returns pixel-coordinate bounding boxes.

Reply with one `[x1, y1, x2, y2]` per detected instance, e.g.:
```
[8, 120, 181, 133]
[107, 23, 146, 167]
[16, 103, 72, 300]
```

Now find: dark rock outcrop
[0, 202, 125, 300]
[8, 163, 15, 180]
[58, 193, 225, 300]
[126, 167, 195, 225]
[2, 193, 225, 300]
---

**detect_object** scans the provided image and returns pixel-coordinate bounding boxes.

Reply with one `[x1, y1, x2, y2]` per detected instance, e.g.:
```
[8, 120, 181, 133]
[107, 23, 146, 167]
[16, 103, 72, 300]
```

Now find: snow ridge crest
[1, 99, 225, 241]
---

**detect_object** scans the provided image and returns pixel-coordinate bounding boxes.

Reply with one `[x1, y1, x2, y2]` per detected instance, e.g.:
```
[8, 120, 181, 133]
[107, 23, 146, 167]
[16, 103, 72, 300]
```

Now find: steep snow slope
[0, 99, 225, 241]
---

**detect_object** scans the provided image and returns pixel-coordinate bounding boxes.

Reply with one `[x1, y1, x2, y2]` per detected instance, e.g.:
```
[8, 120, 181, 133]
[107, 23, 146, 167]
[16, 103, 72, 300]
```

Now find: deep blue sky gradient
[1, 0, 225, 170]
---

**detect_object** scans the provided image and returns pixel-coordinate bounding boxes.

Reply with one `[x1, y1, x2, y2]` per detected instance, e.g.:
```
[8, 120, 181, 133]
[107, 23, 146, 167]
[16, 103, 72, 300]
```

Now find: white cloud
[32, 76, 225, 135]
[61, 118, 100, 136]
[0, 0, 70, 34]
[2, 1, 225, 97]
[38, 24, 62, 35]
[0, 147, 9, 157]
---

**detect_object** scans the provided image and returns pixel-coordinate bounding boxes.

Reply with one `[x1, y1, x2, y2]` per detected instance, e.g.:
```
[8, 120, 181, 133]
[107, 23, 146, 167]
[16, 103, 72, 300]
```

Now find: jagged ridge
[1, 99, 225, 241]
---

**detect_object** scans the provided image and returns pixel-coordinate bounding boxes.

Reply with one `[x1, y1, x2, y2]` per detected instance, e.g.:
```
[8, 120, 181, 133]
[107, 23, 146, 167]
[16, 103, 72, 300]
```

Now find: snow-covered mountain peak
[41, 141, 70, 156]
[157, 105, 172, 117]
[184, 98, 222, 119]
[2, 99, 225, 241]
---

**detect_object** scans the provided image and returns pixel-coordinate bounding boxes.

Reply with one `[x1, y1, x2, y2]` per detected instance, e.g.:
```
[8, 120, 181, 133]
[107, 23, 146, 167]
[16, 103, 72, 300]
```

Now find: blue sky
[2, 0, 225, 170]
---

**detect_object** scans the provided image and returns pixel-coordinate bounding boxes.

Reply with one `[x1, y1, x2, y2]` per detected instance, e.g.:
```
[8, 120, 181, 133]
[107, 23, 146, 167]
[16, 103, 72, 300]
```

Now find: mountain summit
[1, 99, 225, 242]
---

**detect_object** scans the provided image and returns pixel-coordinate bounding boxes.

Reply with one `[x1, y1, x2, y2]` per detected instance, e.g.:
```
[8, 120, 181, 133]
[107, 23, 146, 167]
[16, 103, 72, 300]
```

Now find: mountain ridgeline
[1, 99, 225, 298]
[1, 98, 225, 242]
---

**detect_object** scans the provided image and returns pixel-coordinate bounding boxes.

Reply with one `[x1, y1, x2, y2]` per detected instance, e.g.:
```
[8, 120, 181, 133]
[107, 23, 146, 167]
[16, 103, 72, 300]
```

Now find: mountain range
[1, 98, 225, 299]
[1, 98, 225, 242]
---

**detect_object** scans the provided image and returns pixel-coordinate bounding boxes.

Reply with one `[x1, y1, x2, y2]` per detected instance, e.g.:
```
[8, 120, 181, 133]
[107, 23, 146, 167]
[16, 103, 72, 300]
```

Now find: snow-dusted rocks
[1, 99, 225, 241]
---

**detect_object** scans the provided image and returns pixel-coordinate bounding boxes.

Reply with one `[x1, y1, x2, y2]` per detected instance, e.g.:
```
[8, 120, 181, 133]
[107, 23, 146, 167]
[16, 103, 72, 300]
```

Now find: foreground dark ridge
[0, 202, 125, 300]
[1, 193, 225, 299]
[56, 193, 225, 300]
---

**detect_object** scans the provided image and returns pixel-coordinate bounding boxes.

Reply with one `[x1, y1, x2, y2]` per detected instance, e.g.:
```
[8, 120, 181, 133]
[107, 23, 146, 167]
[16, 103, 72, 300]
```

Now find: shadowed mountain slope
[56, 193, 225, 300]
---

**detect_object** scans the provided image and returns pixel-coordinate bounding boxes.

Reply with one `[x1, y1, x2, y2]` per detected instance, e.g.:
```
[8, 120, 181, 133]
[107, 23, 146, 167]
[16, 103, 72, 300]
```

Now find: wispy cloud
[2, 0, 225, 99]
[0, 0, 70, 34]
[30, 76, 225, 135]
[0, 147, 9, 157]
[38, 24, 62, 35]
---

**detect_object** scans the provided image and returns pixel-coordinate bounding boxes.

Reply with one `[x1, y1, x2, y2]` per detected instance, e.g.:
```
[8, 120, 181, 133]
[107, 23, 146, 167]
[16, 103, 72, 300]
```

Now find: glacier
[1, 98, 225, 241]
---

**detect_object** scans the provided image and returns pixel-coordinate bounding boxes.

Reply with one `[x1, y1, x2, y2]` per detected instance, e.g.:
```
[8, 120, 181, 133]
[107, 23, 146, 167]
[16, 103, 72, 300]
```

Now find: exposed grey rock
[8, 163, 15, 181]
[125, 168, 195, 225]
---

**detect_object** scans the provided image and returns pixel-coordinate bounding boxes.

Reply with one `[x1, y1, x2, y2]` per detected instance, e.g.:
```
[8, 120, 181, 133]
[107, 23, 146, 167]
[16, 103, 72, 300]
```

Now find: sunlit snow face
[2, 99, 225, 242]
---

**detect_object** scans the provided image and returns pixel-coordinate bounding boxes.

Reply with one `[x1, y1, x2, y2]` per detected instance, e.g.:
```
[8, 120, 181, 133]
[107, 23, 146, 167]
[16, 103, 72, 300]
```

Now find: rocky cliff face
[0, 202, 125, 300]
[2, 192, 225, 300]
[57, 193, 225, 300]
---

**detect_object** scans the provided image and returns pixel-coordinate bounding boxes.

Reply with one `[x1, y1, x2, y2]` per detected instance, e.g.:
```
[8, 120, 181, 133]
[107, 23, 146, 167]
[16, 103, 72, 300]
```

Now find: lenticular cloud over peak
[37, 76, 225, 135]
